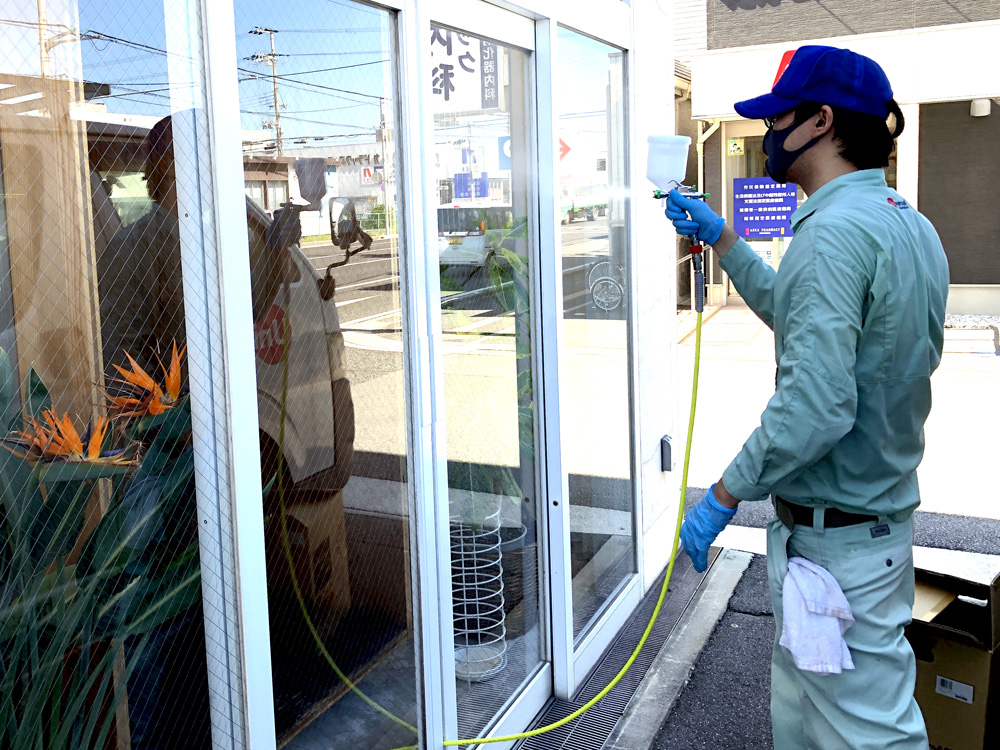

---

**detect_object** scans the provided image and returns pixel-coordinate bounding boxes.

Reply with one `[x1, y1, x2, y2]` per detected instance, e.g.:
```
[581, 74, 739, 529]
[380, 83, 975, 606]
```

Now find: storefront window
[555, 27, 635, 640]
[1, 3, 221, 749]
[431, 26, 545, 738]
[231, 1, 419, 748]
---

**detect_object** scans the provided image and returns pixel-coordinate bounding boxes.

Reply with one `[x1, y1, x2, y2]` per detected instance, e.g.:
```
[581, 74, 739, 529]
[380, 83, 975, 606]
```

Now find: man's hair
[146, 115, 173, 163]
[793, 98, 905, 170]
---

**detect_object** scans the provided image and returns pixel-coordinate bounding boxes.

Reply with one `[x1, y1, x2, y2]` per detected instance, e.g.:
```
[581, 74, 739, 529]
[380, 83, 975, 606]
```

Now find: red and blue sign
[733, 178, 798, 238]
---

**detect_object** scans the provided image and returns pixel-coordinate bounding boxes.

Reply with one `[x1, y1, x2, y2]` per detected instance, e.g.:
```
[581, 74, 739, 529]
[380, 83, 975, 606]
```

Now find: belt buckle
[774, 496, 795, 530]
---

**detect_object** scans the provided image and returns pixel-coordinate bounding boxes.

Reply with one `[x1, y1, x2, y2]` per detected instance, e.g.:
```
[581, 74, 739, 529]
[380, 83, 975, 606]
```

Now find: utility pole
[249, 27, 282, 155]
[37, 0, 50, 78]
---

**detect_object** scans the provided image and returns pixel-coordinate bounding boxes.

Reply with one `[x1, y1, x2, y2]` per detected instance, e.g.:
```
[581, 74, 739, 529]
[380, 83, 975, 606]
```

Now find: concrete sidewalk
[603, 485, 1000, 750]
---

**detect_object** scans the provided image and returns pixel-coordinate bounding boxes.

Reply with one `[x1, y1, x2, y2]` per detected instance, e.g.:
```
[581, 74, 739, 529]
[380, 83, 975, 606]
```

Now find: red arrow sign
[559, 138, 571, 160]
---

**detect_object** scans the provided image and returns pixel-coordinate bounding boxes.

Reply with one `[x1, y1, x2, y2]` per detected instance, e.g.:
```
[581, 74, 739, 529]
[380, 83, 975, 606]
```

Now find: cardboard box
[906, 567, 1000, 750]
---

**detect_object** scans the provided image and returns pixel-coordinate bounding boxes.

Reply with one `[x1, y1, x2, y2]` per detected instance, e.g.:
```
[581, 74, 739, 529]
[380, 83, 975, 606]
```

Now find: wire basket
[451, 507, 508, 683]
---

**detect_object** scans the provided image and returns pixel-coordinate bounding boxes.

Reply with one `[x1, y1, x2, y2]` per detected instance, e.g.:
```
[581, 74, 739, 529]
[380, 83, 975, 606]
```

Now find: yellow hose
[276, 291, 419, 735]
[389, 310, 704, 750]
[275, 270, 706, 749]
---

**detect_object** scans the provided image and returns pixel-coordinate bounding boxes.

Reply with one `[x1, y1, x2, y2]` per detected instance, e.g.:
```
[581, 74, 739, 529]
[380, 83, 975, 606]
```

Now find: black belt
[775, 496, 878, 529]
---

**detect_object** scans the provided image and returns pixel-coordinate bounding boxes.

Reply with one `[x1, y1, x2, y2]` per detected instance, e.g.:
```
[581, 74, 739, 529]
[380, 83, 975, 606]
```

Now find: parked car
[437, 204, 514, 267]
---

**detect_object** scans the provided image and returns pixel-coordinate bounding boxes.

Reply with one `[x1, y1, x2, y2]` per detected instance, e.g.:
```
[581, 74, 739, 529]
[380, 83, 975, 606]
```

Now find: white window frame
[540, 15, 644, 701]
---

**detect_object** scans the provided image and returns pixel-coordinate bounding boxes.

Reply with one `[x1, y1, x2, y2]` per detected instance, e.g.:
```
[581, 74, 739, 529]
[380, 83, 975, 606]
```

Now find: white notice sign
[430, 26, 499, 114]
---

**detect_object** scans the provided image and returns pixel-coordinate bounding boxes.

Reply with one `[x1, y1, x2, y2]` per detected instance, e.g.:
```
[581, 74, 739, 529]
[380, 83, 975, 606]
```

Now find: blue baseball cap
[734, 45, 893, 121]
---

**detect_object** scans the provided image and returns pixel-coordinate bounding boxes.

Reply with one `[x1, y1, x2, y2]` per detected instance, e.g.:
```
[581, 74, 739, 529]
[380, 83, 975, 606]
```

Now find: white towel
[779, 557, 855, 674]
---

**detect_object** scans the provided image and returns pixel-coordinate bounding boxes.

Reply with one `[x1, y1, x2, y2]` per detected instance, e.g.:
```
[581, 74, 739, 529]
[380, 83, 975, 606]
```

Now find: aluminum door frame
[537, 14, 643, 702]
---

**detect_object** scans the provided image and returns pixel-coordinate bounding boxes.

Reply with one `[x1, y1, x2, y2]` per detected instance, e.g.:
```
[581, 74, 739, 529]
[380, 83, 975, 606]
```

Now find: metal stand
[451, 505, 508, 683]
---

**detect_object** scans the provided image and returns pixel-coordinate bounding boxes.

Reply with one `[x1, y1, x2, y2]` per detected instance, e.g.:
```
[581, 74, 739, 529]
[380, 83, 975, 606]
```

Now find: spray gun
[647, 136, 711, 313]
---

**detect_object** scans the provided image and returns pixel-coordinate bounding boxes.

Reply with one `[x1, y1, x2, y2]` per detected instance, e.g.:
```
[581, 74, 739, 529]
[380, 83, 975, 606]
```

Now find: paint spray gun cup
[647, 135, 708, 312]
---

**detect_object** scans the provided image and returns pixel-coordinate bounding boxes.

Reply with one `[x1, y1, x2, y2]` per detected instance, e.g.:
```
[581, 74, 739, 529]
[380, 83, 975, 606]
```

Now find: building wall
[692, 22, 1000, 120]
[919, 100, 1000, 286]
[674, 0, 708, 62]
[708, 0, 1000, 49]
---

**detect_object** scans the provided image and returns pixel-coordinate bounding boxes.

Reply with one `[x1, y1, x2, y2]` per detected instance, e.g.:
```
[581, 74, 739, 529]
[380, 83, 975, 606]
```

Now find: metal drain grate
[513, 550, 715, 750]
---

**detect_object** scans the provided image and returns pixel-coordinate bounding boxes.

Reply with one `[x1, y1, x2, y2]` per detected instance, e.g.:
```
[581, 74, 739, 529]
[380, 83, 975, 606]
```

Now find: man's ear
[815, 105, 834, 137]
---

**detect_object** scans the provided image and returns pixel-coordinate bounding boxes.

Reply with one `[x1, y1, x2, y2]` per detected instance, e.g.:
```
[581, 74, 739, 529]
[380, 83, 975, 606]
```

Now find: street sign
[498, 136, 511, 170]
[732, 178, 798, 238]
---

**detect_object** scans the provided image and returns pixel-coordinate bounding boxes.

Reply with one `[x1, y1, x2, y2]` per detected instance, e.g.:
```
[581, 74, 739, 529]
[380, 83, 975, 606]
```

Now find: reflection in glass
[1, 3, 216, 748]
[431, 26, 544, 738]
[555, 28, 636, 640]
[232, 1, 418, 748]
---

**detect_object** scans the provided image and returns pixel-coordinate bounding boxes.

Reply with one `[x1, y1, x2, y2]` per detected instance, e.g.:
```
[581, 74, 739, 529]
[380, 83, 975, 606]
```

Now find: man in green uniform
[666, 46, 949, 748]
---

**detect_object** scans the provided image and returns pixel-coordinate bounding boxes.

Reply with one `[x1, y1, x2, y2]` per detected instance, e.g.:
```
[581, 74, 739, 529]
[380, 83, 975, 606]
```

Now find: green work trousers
[766, 509, 928, 749]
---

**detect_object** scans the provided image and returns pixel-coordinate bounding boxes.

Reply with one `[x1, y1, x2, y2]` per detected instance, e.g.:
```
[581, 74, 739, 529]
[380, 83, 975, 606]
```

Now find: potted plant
[0, 343, 205, 749]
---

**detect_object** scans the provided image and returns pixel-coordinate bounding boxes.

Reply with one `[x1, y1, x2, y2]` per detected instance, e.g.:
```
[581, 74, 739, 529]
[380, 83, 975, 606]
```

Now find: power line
[259, 27, 382, 33]
[240, 109, 374, 130]
[237, 64, 384, 101]
[281, 59, 388, 76]
[241, 102, 369, 116]
[323, 0, 383, 17]
[275, 51, 386, 57]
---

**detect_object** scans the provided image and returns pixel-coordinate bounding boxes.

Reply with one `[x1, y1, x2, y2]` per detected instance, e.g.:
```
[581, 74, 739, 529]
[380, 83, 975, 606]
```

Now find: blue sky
[69, 0, 391, 146]
[4, 2, 620, 150]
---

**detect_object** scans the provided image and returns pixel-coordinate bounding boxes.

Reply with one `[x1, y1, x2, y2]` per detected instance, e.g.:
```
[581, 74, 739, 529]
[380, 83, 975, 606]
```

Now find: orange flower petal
[87, 416, 109, 461]
[113, 352, 158, 393]
[166, 341, 183, 402]
[146, 392, 170, 416]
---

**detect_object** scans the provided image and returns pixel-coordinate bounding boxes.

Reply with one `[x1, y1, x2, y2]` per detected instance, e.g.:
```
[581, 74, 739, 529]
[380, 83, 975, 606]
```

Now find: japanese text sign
[430, 26, 500, 113]
[732, 178, 798, 238]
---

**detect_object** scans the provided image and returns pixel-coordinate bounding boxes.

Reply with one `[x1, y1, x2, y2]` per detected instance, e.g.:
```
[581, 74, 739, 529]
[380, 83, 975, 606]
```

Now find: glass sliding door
[430, 24, 546, 739]
[230, 2, 420, 748]
[1, 2, 231, 748]
[555, 28, 636, 641]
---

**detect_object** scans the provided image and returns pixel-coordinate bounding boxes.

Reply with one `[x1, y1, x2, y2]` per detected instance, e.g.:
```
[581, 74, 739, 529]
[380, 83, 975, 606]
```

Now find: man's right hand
[680, 483, 737, 573]
[665, 190, 726, 246]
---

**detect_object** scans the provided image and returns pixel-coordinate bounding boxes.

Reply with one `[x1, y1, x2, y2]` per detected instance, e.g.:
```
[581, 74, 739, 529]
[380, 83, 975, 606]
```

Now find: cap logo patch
[772, 49, 797, 89]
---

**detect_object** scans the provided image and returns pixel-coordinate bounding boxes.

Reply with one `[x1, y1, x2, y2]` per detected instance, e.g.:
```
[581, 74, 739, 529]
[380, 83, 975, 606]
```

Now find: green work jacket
[719, 169, 949, 516]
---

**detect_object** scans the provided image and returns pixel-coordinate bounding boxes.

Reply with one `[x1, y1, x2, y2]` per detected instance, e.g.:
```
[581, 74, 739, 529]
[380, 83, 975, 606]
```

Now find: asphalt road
[300, 215, 621, 333]
[300, 215, 632, 473]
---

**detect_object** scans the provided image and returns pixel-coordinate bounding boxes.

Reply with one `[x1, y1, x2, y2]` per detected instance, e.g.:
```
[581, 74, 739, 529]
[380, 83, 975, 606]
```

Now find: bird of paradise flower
[3, 409, 124, 462]
[104, 341, 186, 419]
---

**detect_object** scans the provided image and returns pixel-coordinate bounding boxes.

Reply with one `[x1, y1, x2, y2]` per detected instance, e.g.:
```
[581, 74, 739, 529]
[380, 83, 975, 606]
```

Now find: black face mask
[763, 112, 825, 183]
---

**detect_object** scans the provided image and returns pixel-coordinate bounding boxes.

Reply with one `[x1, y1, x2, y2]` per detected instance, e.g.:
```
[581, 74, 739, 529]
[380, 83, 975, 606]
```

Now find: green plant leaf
[439, 268, 464, 293]
[0, 564, 78, 642]
[39, 461, 134, 483]
[22, 366, 51, 419]
[0, 454, 43, 576]
[29, 479, 93, 570]
[0, 346, 17, 432]
[119, 548, 201, 637]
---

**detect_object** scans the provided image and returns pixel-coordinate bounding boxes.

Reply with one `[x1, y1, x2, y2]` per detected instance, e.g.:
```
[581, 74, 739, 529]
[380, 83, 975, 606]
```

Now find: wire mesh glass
[0, 2, 234, 749]
[232, 2, 419, 749]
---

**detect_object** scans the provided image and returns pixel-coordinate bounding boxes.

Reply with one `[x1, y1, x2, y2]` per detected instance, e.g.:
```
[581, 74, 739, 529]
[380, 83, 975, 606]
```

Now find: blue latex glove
[665, 189, 725, 245]
[680, 484, 737, 573]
